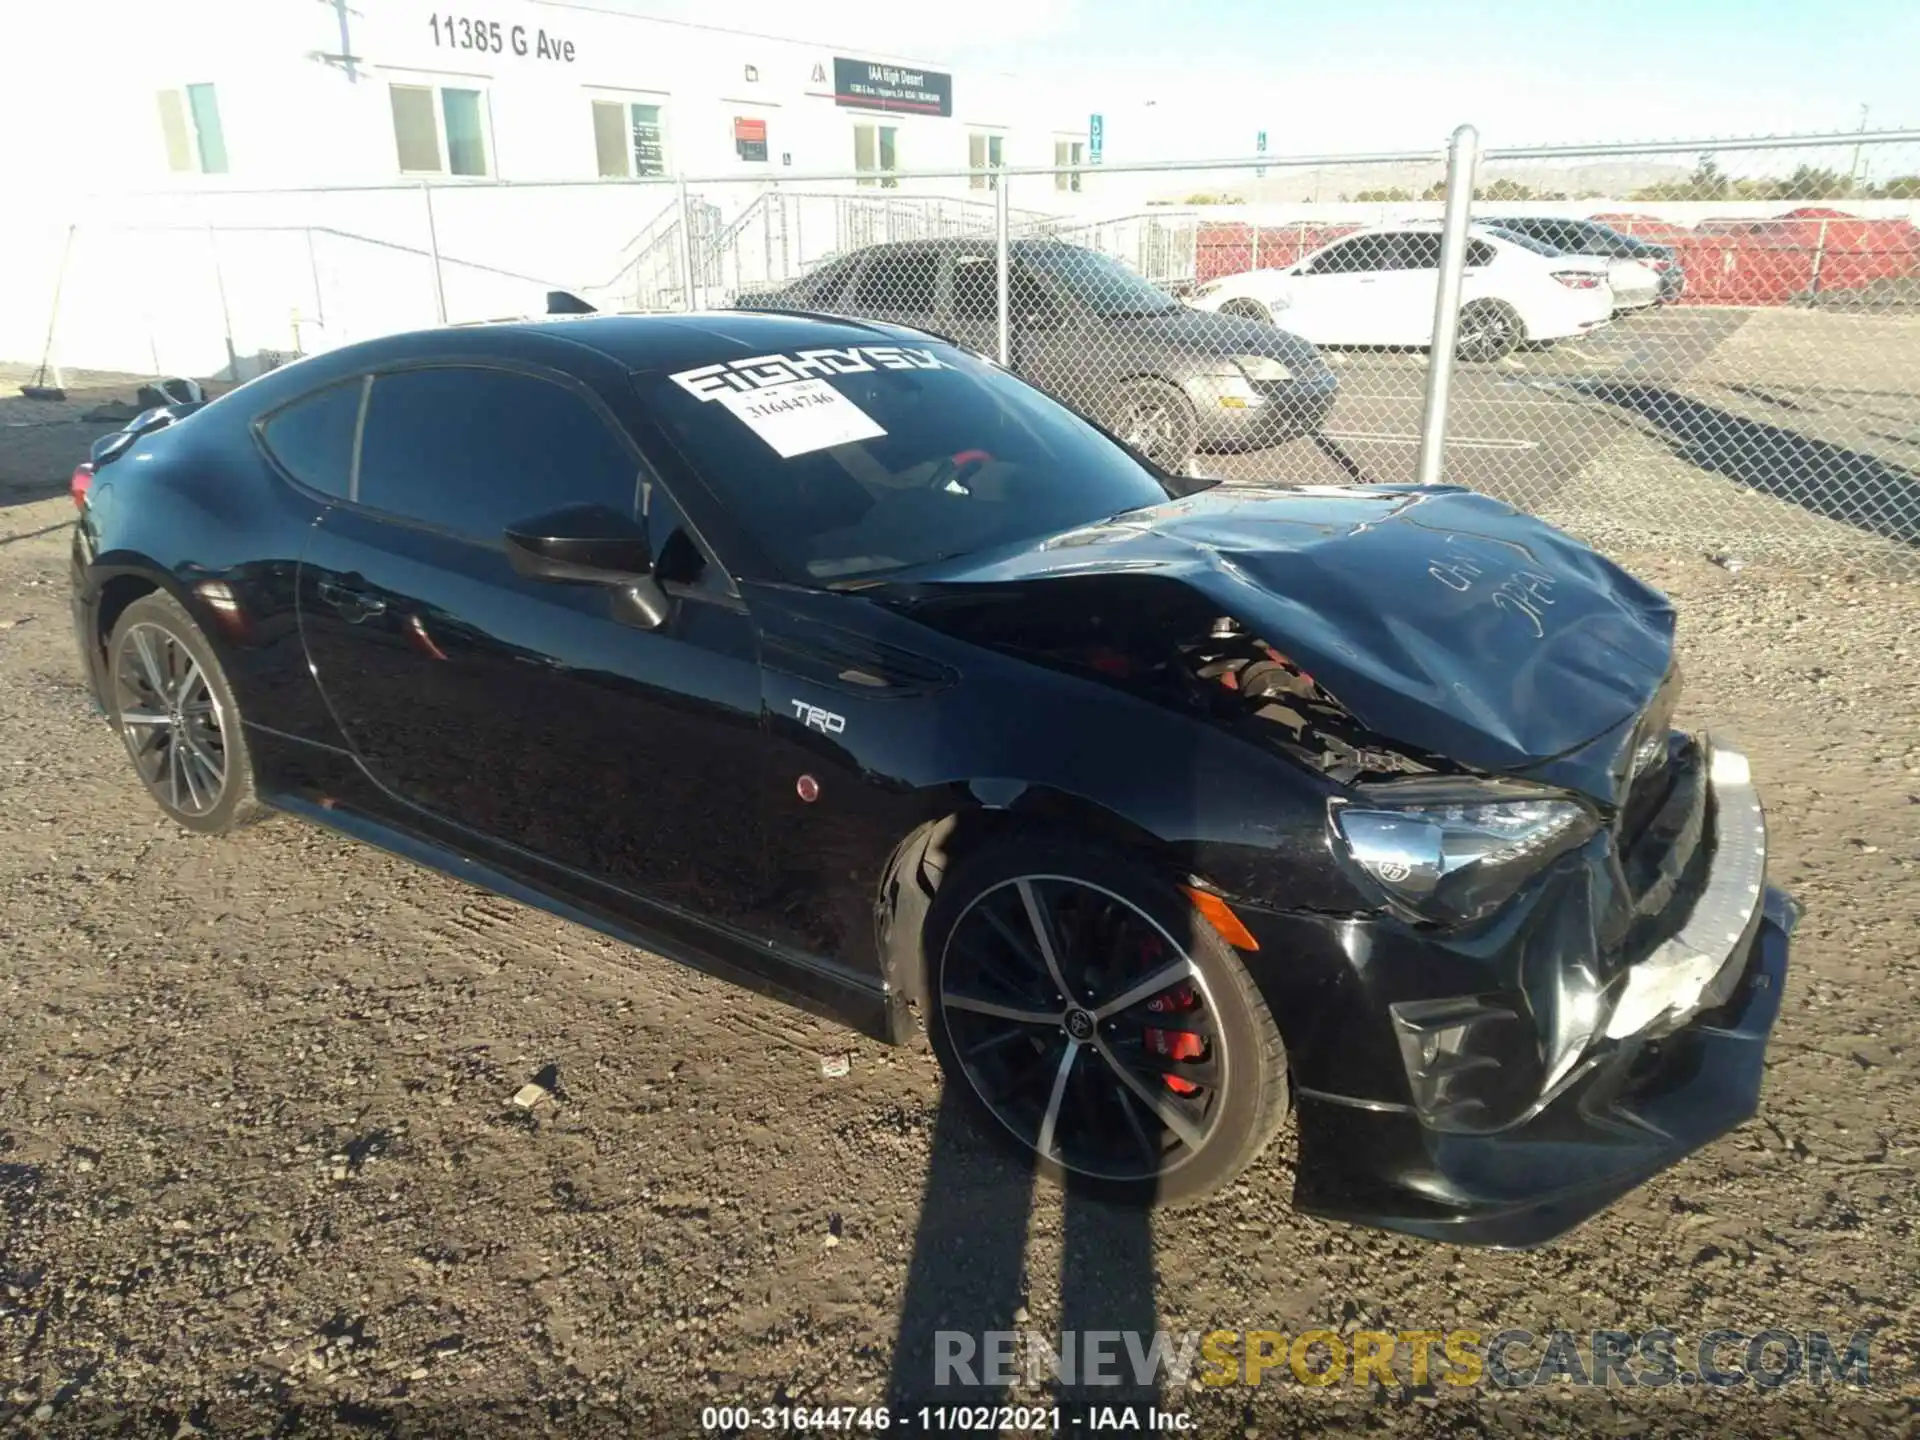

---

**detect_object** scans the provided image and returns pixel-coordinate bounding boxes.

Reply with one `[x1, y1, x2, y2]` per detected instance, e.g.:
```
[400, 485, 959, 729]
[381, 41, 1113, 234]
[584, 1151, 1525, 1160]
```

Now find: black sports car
[69, 311, 1793, 1244]
[737, 238, 1338, 472]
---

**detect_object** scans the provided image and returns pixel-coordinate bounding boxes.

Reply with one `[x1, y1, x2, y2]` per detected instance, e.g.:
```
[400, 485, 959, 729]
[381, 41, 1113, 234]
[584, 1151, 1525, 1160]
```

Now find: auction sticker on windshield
[712, 378, 887, 458]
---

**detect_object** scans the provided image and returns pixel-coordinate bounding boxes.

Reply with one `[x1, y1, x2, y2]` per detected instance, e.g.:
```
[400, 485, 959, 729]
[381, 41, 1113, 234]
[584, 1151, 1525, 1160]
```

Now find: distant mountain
[1147, 159, 1695, 204]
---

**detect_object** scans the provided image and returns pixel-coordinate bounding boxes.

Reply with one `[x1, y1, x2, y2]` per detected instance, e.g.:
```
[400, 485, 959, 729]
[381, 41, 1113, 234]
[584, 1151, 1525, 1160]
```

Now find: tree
[1871, 175, 1920, 198]
[1633, 155, 1731, 202]
[1350, 187, 1414, 202]
[1418, 179, 1559, 201]
[1771, 164, 1852, 199]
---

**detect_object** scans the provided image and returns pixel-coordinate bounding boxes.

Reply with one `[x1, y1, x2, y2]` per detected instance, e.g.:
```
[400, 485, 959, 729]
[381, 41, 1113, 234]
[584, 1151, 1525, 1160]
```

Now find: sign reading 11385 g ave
[428, 13, 576, 61]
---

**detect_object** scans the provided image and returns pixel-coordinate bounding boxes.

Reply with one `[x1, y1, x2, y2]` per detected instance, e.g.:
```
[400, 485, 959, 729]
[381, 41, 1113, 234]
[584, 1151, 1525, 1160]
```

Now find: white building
[3, 0, 1090, 189]
[0, 0, 1095, 376]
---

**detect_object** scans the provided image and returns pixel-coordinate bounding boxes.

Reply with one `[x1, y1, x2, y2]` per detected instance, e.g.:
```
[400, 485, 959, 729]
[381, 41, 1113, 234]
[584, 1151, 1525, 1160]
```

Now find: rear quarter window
[256, 378, 366, 497]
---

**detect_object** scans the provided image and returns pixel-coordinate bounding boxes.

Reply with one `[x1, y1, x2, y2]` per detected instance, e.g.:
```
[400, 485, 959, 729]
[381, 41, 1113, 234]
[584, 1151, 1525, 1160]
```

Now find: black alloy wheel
[106, 591, 260, 835]
[926, 840, 1290, 1206]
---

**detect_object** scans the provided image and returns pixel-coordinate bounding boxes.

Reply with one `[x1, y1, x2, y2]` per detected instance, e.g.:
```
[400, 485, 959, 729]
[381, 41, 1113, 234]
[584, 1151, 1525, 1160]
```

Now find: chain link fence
[13, 130, 1920, 574]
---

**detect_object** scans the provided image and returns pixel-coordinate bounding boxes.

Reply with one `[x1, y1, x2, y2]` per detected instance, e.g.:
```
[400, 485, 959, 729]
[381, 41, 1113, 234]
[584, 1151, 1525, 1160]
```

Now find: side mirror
[504, 504, 653, 585]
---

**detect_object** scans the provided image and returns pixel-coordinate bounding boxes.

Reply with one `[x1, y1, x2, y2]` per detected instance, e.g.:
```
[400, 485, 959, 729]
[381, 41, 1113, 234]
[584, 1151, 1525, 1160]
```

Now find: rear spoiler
[89, 383, 208, 468]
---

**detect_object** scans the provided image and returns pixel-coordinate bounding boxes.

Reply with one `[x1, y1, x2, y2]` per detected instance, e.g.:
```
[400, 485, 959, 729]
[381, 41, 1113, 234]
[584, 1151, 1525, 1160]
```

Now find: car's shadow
[1580, 381, 1920, 548]
[883, 1086, 1163, 1424]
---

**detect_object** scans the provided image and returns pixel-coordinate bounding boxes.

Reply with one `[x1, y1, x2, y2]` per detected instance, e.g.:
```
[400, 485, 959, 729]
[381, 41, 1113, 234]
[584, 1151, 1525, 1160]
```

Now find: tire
[923, 836, 1290, 1208]
[1218, 297, 1274, 325]
[1455, 299, 1525, 362]
[1108, 378, 1199, 473]
[105, 591, 261, 836]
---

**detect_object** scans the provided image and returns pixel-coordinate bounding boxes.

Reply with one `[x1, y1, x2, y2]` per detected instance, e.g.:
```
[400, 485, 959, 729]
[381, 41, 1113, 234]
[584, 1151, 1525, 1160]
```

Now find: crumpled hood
[893, 485, 1675, 797]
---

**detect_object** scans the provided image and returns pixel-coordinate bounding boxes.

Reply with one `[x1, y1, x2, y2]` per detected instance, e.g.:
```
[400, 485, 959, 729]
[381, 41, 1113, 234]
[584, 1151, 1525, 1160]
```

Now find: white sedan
[1188, 223, 1614, 361]
[1484, 224, 1663, 311]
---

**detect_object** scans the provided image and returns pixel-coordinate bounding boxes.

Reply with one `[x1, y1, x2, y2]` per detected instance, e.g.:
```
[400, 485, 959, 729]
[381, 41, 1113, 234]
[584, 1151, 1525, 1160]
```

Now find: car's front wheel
[105, 591, 261, 836]
[924, 838, 1290, 1207]
[1455, 299, 1526, 362]
[1218, 297, 1274, 325]
[1108, 378, 1199, 473]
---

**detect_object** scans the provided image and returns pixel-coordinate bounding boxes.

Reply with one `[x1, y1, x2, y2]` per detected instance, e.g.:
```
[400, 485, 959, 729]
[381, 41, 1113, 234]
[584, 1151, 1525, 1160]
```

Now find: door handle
[316, 578, 387, 622]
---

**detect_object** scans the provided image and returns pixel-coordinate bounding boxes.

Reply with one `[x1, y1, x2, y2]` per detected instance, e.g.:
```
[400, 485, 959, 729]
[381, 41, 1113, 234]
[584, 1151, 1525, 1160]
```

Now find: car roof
[807, 237, 1092, 258]
[1351, 221, 1532, 241]
[205, 310, 952, 420]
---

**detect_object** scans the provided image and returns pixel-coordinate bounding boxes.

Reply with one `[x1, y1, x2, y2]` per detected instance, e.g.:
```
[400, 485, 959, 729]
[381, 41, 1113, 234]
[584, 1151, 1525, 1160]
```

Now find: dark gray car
[736, 238, 1337, 473]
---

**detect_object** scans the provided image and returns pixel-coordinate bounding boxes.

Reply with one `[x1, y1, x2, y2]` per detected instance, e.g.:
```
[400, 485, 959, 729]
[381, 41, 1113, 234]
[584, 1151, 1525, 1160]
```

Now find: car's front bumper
[1289, 886, 1792, 1247]
[1185, 370, 1340, 449]
[1233, 734, 1795, 1247]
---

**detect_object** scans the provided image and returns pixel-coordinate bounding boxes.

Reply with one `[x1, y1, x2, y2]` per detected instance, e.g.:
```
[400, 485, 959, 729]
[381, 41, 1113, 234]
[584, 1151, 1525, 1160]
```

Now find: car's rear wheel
[924, 838, 1289, 1207]
[106, 591, 260, 836]
[1218, 297, 1274, 325]
[1109, 378, 1198, 473]
[1455, 299, 1525, 362]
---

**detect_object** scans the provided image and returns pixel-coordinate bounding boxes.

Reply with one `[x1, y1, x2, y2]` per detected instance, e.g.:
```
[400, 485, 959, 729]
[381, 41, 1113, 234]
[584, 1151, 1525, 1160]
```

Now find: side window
[1310, 236, 1394, 274]
[847, 248, 938, 315]
[952, 255, 1054, 323]
[643, 480, 732, 596]
[354, 367, 640, 540]
[1390, 233, 1444, 270]
[798, 253, 860, 307]
[1465, 239, 1497, 268]
[258, 378, 366, 498]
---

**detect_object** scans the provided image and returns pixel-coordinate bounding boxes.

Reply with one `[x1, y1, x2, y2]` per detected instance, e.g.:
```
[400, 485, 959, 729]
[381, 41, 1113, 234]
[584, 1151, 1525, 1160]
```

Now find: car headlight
[1230, 354, 1293, 382]
[1330, 788, 1599, 925]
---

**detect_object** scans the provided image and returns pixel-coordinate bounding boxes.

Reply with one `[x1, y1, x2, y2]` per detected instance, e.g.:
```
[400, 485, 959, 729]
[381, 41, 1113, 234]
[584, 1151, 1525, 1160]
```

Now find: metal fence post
[1808, 216, 1831, 295]
[37, 222, 78, 391]
[304, 226, 326, 334]
[207, 222, 239, 378]
[420, 182, 448, 324]
[1415, 123, 1480, 487]
[675, 177, 699, 311]
[994, 173, 1011, 366]
[1250, 221, 1261, 271]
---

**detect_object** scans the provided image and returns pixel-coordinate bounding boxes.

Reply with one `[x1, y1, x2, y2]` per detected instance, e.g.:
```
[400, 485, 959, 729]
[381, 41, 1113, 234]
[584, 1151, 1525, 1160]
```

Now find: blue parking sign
[1090, 113, 1104, 165]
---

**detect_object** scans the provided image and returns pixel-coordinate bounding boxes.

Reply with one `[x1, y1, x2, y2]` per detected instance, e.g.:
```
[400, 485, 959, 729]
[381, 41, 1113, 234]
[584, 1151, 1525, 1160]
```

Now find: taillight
[1552, 271, 1604, 289]
[70, 462, 94, 508]
[1647, 258, 1673, 272]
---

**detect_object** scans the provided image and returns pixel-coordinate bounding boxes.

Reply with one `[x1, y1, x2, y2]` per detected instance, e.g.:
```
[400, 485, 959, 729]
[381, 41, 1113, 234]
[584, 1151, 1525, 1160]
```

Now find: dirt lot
[2, 372, 1919, 1436]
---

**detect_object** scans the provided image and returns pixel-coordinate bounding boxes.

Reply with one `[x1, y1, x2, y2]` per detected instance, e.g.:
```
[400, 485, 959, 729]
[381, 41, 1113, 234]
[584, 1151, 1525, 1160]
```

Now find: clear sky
[618, 0, 1918, 160]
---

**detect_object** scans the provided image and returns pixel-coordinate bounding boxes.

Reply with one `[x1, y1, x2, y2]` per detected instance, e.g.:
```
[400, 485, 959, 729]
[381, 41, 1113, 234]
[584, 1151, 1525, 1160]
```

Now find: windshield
[1486, 226, 1562, 257]
[641, 342, 1179, 583]
[1018, 244, 1182, 316]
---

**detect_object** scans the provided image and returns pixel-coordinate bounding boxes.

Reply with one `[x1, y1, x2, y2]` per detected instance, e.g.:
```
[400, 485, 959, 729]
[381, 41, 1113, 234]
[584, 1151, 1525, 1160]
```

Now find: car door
[293, 360, 770, 927]
[840, 244, 941, 330]
[1272, 232, 1403, 344]
[942, 248, 1093, 411]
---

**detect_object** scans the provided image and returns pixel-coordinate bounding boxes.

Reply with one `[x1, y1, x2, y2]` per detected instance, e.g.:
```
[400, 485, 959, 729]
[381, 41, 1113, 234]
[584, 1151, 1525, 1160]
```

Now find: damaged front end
[880, 485, 1793, 1246]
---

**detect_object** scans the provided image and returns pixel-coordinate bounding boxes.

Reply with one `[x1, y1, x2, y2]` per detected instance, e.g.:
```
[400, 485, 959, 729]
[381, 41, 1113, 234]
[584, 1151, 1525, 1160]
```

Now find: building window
[1053, 139, 1085, 193]
[854, 124, 898, 189]
[390, 83, 491, 176]
[734, 117, 769, 163]
[968, 133, 1004, 191]
[593, 100, 667, 178]
[157, 84, 228, 174]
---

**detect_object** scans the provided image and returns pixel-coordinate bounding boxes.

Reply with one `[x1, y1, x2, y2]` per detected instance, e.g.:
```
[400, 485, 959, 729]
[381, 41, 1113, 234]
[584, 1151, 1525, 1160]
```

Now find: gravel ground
[2, 443, 1919, 1433]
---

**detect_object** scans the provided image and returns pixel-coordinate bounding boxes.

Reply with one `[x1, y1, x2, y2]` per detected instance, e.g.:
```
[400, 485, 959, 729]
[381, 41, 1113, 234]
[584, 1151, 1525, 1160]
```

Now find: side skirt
[261, 783, 910, 1045]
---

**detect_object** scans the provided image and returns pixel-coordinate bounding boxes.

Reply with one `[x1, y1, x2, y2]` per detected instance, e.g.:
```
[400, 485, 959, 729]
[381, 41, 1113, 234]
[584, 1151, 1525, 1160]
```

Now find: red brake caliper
[1143, 958, 1204, 1094]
